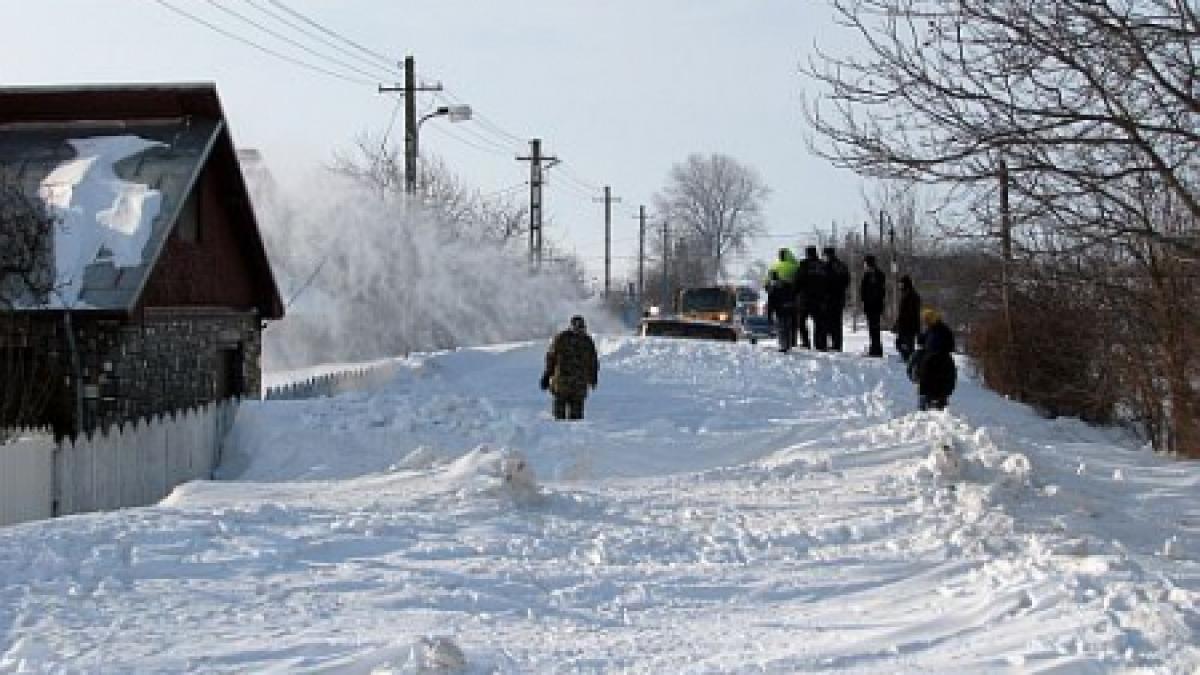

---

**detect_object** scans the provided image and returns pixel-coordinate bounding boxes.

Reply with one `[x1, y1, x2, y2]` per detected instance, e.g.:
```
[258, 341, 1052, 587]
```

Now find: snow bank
[37, 135, 164, 307]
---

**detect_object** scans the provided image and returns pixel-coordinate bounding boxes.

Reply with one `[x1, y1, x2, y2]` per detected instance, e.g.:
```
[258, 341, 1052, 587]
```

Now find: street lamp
[408, 104, 473, 195]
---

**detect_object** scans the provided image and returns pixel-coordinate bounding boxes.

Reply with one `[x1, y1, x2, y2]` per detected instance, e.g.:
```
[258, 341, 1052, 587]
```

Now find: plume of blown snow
[249, 173, 619, 371]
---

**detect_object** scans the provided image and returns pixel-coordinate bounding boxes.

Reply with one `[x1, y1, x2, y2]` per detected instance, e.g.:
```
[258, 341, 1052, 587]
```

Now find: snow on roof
[38, 135, 164, 307]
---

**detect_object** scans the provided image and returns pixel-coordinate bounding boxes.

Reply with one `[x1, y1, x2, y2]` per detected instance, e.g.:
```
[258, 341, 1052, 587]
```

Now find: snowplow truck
[677, 286, 738, 323]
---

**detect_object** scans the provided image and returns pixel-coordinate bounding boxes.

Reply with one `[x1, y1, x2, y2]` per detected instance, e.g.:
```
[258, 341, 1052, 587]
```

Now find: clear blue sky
[1, 0, 868, 281]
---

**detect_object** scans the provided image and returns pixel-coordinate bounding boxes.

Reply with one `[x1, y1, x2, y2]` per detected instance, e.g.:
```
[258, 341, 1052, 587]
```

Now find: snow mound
[394, 446, 439, 471]
[903, 420, 1035, 494]
[758, 447, 836, 477]
[922, 440, 962, 481]
[411, 636, 467, 672]
[366, 635, 521, 675]
[443, 446, 540, 504]
[0, 637, 53, 672]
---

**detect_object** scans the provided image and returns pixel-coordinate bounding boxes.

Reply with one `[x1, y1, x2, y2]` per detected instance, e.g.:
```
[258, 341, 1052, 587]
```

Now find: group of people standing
[764, 246, 885, 355]
[534, 258, 959, 421]
[765, 247, 957, 411]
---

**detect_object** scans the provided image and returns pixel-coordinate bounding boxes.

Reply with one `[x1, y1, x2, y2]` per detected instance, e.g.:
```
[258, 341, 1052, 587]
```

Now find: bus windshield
[679, 288, 736, 314]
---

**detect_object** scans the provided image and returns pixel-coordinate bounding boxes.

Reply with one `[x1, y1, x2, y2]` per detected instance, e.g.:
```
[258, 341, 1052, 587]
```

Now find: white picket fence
[0, 399, 238, 527]
[0, 433, 54, 527]
[264, 360, 401, 401]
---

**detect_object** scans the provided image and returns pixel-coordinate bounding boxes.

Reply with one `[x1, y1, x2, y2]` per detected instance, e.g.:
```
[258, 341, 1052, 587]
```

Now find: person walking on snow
[540, 315, 599, 420]
[821, 246, 850, 352]
[909, 308, 956, 411]
[893, 275, 922, 363]
[860, 254, 887, 357]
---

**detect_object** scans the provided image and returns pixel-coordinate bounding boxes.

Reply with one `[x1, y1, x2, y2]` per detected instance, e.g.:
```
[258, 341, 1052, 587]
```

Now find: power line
[203, 0, 392, 83]
[151, 0, 375, 86]
[231, 3, 608, 203]
[559, 165, 601, 192]
[424, 121, 517, 158]
[165, 0, 614, 221]
[443, 120, 523, 155]
[427, 91, 529, 155]
[479, 181, 529, 199]
[263, 0, 400, 70]
[379, 95, 404, 151]
[244, 0, 402, 78]
[436, 89, 527, 145]
[440, 89, 607, 192]
[545, 178, 595, 200]
[560, 174, 603, 196]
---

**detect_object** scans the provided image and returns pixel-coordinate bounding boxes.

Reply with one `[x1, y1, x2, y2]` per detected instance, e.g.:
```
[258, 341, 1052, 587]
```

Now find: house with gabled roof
[0, 83, 283, 436]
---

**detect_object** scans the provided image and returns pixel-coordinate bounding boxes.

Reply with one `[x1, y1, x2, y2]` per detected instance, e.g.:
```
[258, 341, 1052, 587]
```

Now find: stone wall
[1, 309, 262, 435]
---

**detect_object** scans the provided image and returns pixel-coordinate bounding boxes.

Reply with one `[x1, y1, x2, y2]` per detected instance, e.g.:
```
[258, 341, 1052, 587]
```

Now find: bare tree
[330, 132, 529, 246]
[652, 153, 770, 281]
[0, 174, 60, 432]
[804, 0, 1200, 255]
[804, 0, 1200, 455]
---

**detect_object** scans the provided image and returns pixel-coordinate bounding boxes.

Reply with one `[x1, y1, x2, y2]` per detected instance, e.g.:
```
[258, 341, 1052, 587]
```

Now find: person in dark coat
[893, 275, 922, 362]
[540, 315, 599, 420]
[909, 308, 956, 411]
[821, 247, 850, 352]
[860, 254, 887, 357]
[796, 245, 827, 350]
[764, 270, 797, 352]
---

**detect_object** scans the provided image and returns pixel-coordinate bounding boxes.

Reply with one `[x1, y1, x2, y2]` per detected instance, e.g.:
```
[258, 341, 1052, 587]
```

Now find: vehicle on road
[639, 317, 738, 342]
[734, 285, 762, 317]
[678, 286, 738, 323]
[737, 314, 775, 344]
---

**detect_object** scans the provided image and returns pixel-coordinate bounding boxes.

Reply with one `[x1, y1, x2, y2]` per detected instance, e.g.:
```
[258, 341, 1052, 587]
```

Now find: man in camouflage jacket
[540, 315, 599, 420]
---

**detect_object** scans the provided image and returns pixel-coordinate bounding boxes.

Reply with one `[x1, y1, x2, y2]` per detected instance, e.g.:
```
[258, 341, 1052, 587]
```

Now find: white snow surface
[37, 135, 164, 307]
[2, 330, 1199, 673]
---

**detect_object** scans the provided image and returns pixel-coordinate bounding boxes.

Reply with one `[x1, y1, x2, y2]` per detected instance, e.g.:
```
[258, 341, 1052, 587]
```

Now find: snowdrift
[1, 331, 1196, 672]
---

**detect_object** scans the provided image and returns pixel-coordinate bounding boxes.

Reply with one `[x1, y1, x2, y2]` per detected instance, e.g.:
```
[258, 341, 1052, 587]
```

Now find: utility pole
[888, 220, 898, 324]
[516, 138, 557, 266]
[859, 221, 869, 330]
[378, 55, 442, 197]
[593, 186, 621, 299]
[851, 229, 859, 333]
[637, 206, 647, 310]
[661, 218, 670, 309]
[999, 158, 1018, 397]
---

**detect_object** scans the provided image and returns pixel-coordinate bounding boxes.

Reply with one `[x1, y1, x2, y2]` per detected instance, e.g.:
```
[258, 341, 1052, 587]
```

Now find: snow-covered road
[2, 331, 1198, 673]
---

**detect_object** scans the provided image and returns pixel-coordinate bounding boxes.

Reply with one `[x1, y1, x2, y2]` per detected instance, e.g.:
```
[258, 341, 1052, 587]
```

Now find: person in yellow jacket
[766, 249, 800, 349]
[768, 247, 799, 283]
